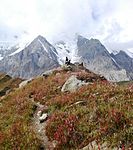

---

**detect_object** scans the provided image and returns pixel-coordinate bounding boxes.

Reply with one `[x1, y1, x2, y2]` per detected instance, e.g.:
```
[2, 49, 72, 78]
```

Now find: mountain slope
[0, 64, 132, 149]
[0, 46, 18, 60]
[111, 51, 133, 79]
[0, 34, 132, 82]
[0, 35, 59, 79]
[76, 35, 130, 82]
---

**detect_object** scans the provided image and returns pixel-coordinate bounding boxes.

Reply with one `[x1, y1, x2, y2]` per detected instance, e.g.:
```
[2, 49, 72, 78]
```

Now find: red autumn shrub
[46, 112, 83, 148]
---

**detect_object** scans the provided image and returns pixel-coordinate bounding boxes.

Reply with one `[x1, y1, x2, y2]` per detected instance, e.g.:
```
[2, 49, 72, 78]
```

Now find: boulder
[19, 78, 33, 88]
[61, 75, 88, 92]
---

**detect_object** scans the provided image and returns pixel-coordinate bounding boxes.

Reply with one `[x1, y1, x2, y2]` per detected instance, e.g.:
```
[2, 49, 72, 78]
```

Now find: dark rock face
[111, 51, 133, 79]
[77, 35, 119, 70]
[0, 35, 59, 79]
[76, 35, 130, 81]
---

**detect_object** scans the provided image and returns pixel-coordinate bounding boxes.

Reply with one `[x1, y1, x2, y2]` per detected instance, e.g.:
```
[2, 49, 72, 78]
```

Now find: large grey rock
[0, 35, 59, 79]
[41, 68, 57, 77]
[103, 69, 129, 82]
[19, 78, 33, 88]
[61, 75, 88, 92]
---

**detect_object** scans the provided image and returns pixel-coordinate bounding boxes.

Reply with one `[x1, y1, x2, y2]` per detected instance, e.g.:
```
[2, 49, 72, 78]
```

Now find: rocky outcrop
[19, 78, 33, 88]
[102, 69, 129, 82]
[61, 75, 89, 92]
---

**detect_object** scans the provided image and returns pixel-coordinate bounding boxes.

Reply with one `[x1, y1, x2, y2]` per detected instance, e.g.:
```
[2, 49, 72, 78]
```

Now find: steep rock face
[77, 35, 129, 81]
[111, 51, 133, 79]
[0, 35, 59, 79]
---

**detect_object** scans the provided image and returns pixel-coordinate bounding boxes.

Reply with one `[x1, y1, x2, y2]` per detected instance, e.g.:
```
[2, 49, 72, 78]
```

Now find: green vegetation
[0, 70, 132, 149]
[0, 73, 22, 97]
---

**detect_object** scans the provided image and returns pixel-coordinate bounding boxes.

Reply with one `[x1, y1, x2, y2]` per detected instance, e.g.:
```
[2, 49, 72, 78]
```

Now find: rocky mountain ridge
[111, 51, 133, 80]
[0, 35, 133, 81]
[0, 35, 59, 79]
[76, 35, 130, 82]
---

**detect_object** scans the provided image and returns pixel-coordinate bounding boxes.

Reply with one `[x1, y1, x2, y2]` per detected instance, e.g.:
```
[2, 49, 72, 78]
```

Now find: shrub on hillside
[46, 112, 83, 149]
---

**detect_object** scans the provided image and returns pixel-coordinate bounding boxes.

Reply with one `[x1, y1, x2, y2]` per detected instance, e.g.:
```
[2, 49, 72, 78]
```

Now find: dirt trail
[32, 100, 55, 150]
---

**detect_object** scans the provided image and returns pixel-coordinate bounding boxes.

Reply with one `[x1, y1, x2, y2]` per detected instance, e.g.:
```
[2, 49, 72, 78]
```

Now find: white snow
[111, 49, 133, 58]
[38, 39, 58, 59]
[0, 54, 3, 60]
[111, 56, 121, 68]
[38, 39, 48, 53]
[125, 50, 133, 58]
[50, 46, 57, 55]
[55, 41, 79, 65]
[111, 57, 117, 64]
[55, 42, 71, 64]
[71, 46, 82, 63]
[9, 43, 28, 56]
[111, 50, 119, 55]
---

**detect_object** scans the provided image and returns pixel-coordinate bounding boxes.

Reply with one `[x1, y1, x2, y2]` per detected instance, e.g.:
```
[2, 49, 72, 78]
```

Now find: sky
[0, 0, 133, 52]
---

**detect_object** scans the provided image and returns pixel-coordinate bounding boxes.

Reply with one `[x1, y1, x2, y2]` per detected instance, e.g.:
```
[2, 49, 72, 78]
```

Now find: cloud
[105, 40, 133, 52]
[0, 0, 133, 52]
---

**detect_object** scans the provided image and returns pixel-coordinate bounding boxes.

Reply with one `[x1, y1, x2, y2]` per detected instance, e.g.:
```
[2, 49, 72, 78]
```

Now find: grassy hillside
[0, 73, 22, 97]
[0, 66, 132, 149]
